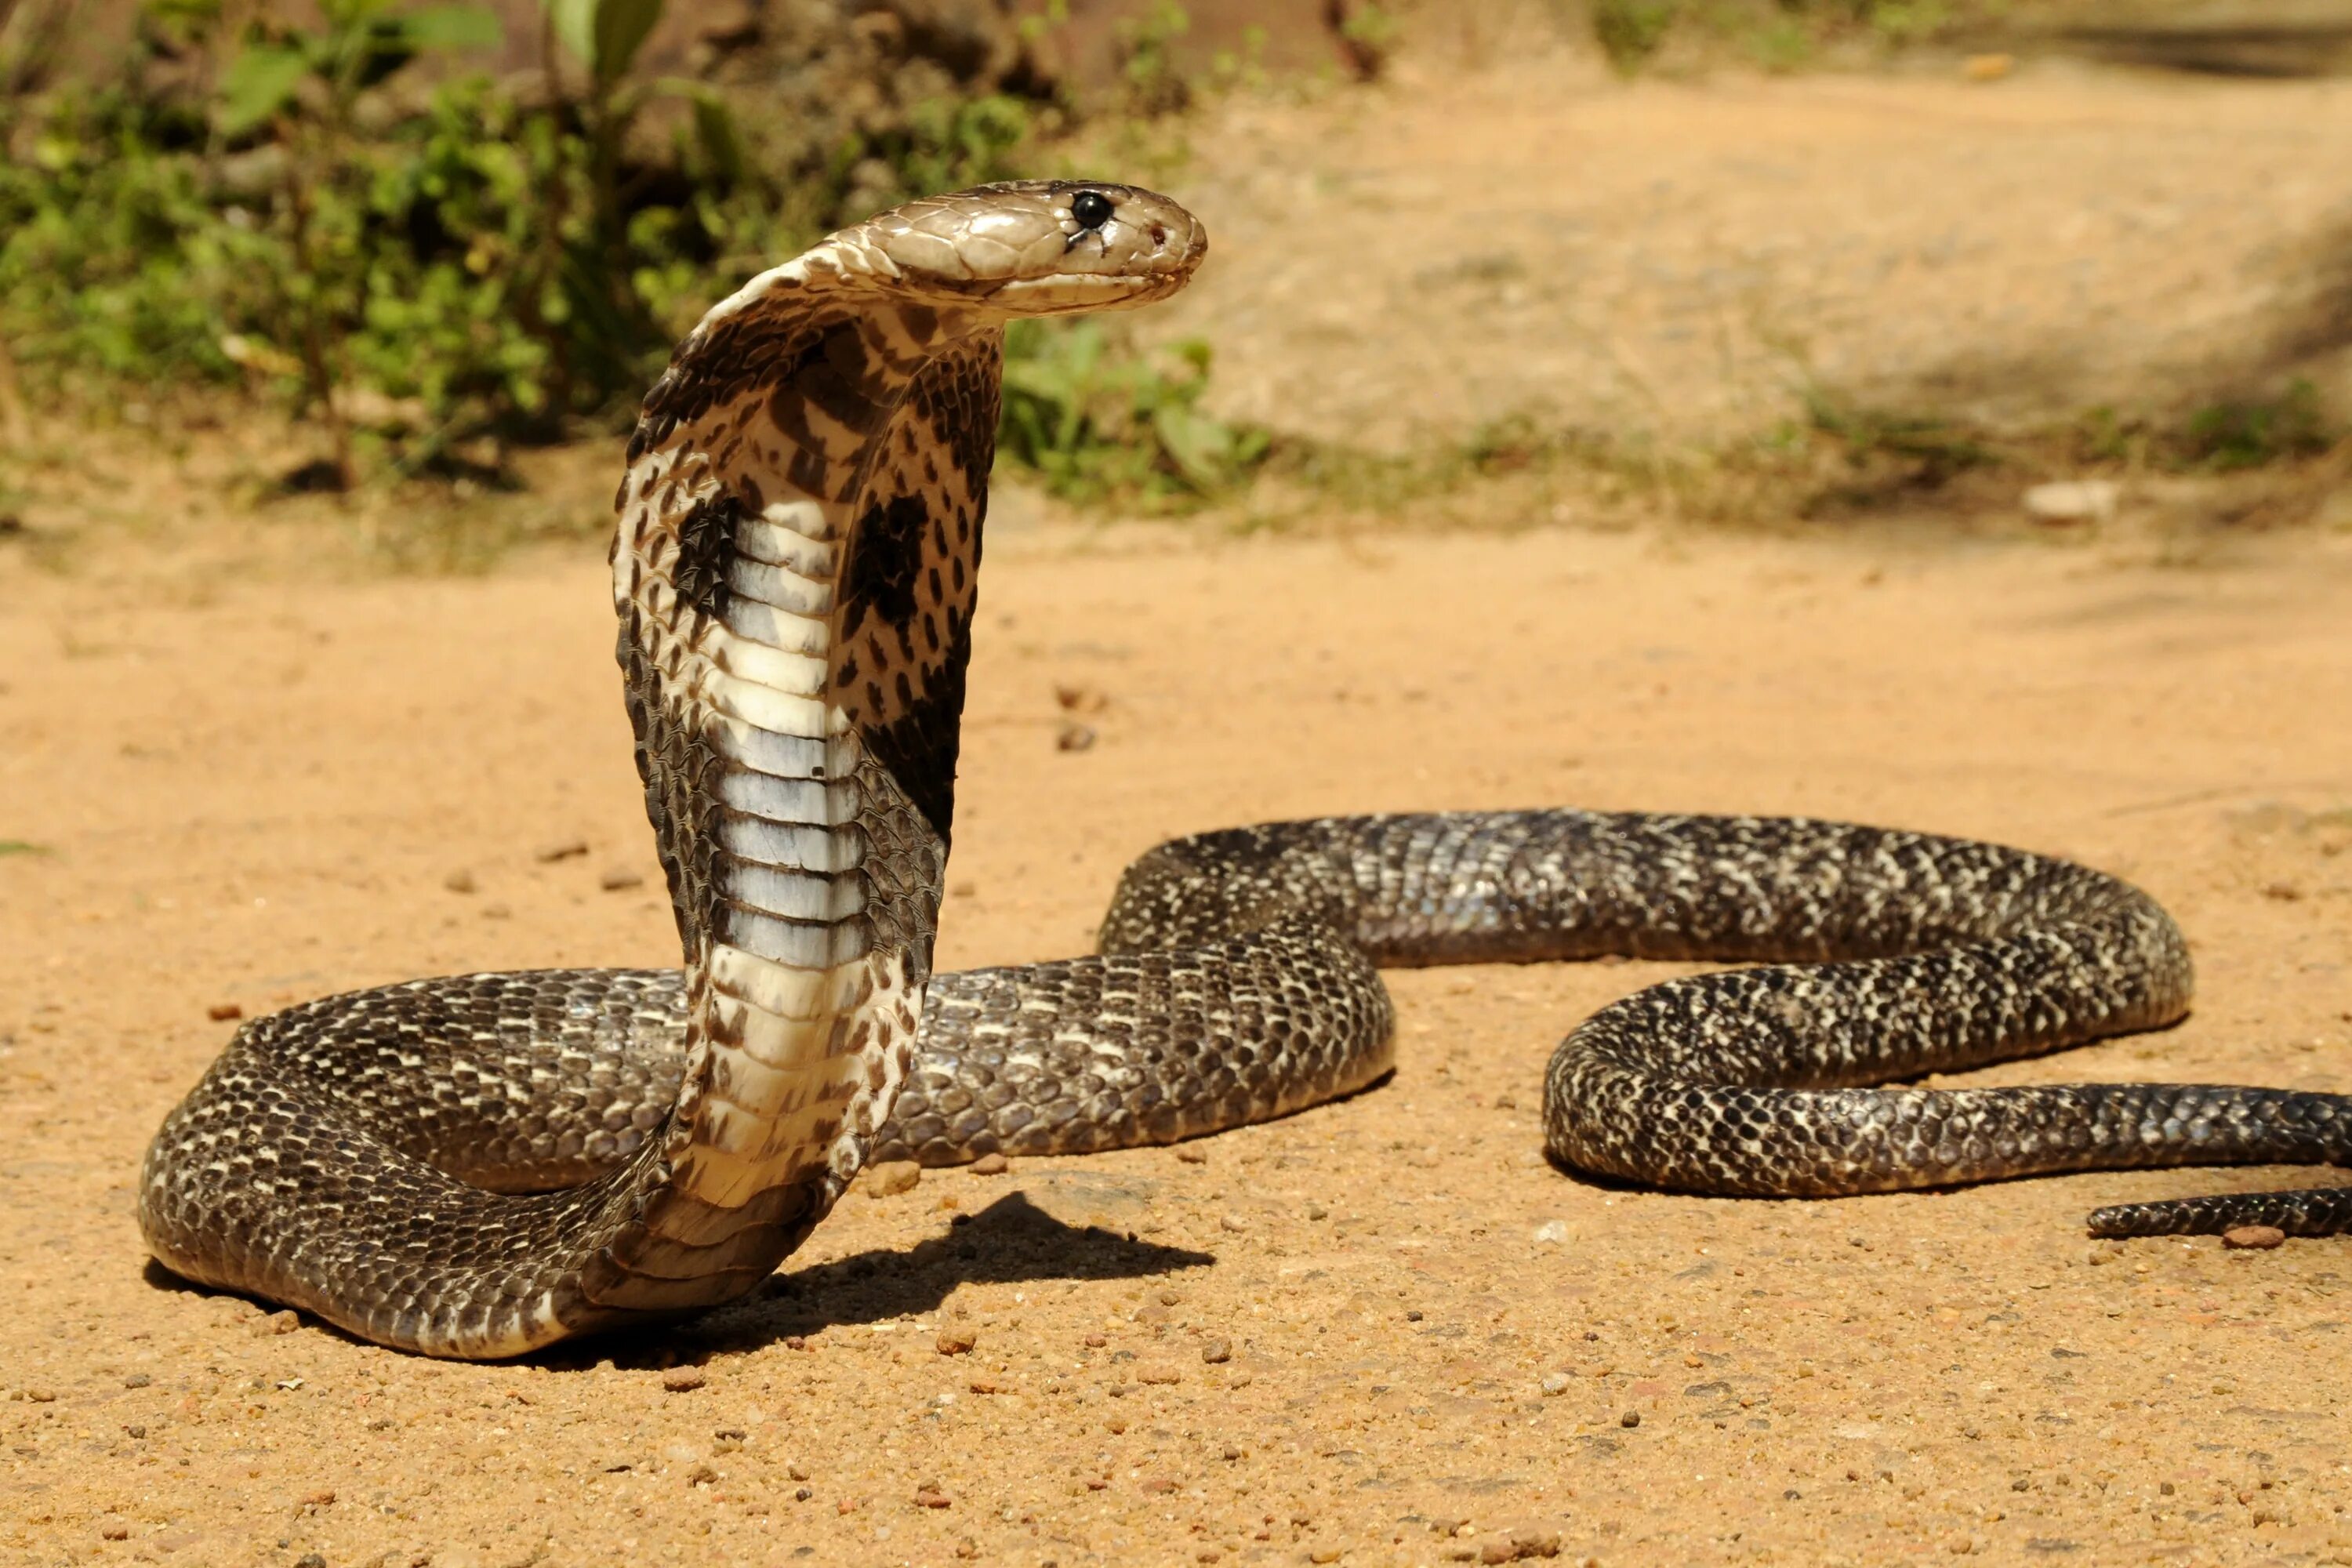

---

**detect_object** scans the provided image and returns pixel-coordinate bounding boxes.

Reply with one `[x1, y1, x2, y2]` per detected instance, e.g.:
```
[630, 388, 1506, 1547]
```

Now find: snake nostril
[1149, 223, 1167, 249]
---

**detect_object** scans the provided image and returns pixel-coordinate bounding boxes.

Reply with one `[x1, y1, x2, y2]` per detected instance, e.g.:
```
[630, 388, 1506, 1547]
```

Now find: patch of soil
[3, 518, 2350, 1564]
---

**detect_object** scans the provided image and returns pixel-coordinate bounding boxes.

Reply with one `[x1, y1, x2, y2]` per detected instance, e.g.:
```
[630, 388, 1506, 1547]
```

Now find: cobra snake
[140, 182, 2352, 1359]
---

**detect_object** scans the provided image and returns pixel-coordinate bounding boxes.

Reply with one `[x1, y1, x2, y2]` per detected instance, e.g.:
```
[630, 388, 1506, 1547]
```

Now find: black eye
[1071, 191, 1114, 231]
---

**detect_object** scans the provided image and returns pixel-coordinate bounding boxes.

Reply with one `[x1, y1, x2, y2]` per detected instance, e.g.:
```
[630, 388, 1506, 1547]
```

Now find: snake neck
[593, 244, 1002, 1315]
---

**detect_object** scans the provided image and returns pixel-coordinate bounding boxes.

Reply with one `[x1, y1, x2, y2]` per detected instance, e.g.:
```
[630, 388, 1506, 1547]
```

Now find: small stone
[1511, 1530, 1563, 1559]
[98, 1517, 130, 1541]
[936, 1330, 977, 1356]
[1531, 1220, 1568, 1245]
[296, 1556, 328, 1568]
[1305, 1203, 1328, 1221]
[2022, 479, 2118, 524]
[1175, 1146, 1207, 1164]
[300, 1489, 336, 1505]
[1309, 1549, 1341, 1565]
[535, 838, 590, 862]
[1202, 1339, 1232, 1364]
[970, 1152, 1010, 1175]
[1136, 1366, 1182, 1385]
[2223, 1225, 2285, 1250]
[1221, 1443, 1242, 1461]
[207, 1002, 243, 1022]
[1620, 1410, 1641, 1428]
[1083, 1334, 1108, 1348]
[1493, 1094, 1515, 1109]
[1054, 683, 1109, 713]
[687, 1461, 718, 1486]
[866, 1161, 921, 1197]
[2261, 882, 2303, 902]
[124, 1424, 146, 1439]
[1540, 1372, 1572, 1396]
[786, 1462, 811, 1482]
[598, 867, 644, 892]
[1055, 721, 1098, 753]
[1480, 1544, 1515, 1565]
[123, 1373, 151, 1388]
[1219, 1214, 1247, 1233]
[266, 1309, 300, 1335]
[661, 1367, 706, 1392]
[915, 1486, 953, 1508]
[442, 869, 477, 894]
[794, 1486, 813, 1501]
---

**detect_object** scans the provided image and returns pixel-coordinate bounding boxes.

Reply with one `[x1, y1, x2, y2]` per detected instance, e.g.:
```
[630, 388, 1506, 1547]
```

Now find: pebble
[2021, 479, 2118, 524]
[1202, 1339, 1232, 1364]
[687, 1462, 718, 1486]
[661, 1367, 706, 1392]
[1176, 1146, 1208, 1164]
[937, 1330, 978, 1356]
[1137, 1366, 1183, 1385]
[442, 869, 477, 894]
[97, 1517, 129, 1541]
[1531, 1220, 1569, 1245]
[207, 1002, 244, 1022]
[535, 839, 589, 862]
[1310, 1549, 1342, 1565]
[598, 867, 644, 891]
[1540, 1372, 1572, 1396]
[1055, 721, 1098, 753]
[1219, 1214, 1247, 1232]
[866, 1161, 921, 1197]
[123, 1374, 151, 1388]
[1619, 1410, 1641, 1428]
[1083, 1334, 1109, 1348]
[1494, 1094, 1515, 1109]
[1305, 1203, 1329, 1221]
[2223, 1225, 2286, 1250]
[263, 1309, 299, 1335]
[914, 1486, 953, 1508]
[970, 1152, 1010, 1175]
[296, 1555, 328, 1568]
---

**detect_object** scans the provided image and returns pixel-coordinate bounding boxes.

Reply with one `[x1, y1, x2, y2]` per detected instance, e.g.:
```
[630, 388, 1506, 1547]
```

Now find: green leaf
[398, 5, 504, 52]
[683, 87, 744, 187]
[216, 42, 311, 136]
[546, 0, 663, 84]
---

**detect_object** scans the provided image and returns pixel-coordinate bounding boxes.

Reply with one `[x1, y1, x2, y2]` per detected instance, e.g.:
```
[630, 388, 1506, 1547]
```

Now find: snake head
[854, 180, 1207, 314]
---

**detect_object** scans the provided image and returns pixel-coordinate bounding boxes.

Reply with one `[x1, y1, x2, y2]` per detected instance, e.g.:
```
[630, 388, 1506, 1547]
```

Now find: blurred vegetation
[1592, 0, 1983, 74]
[0, 0, 1272, 508]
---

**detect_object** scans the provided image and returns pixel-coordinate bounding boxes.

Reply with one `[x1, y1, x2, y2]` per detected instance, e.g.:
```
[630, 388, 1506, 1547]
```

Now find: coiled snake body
[140, 183, 2352, 1359]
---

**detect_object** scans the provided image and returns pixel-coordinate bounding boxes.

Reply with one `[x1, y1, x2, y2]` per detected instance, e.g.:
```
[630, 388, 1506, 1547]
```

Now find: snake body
[140, 183, 2352, 1359]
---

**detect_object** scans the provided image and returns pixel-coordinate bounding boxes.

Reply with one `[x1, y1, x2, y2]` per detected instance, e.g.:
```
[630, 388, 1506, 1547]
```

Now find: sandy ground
[1163, 62, 2352, 446]
[4, 513, 2352, 1566]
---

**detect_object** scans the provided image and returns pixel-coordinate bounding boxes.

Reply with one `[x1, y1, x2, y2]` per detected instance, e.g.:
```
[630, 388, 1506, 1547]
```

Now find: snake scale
[140, 183, 2352, 1359]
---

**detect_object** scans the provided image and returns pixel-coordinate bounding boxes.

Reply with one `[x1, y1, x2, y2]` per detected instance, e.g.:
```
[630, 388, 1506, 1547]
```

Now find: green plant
[1595, 0, 1680, 71]
[2176, 379, 2334, 472]
[997, 320, 1269, 506]
[1112, 0, 1196, 118]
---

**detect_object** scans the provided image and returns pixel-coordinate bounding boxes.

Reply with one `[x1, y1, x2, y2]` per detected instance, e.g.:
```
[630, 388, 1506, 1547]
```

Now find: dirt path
[1167, 61, 2352, 448]
[5, 517, 2351, 1566]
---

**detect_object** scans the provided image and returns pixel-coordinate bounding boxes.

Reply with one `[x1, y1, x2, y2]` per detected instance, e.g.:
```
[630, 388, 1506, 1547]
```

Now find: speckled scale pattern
[139, 181, 2352, 1363]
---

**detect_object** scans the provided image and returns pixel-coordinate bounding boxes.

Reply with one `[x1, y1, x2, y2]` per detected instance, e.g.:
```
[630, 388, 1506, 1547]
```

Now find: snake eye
[1070, 191, 1114, 231]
